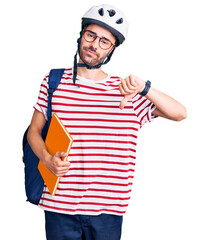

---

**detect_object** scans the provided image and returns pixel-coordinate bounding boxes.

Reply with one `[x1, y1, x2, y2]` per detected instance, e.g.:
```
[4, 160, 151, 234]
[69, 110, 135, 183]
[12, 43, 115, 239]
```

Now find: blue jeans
[45, 211, 123, 240]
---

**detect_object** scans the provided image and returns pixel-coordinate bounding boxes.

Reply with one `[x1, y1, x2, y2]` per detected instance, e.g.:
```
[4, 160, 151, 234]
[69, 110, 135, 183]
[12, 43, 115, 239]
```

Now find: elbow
[27, 126, 33, 144]
[175, 106, 187, 122]
[27, 125, 37, 144]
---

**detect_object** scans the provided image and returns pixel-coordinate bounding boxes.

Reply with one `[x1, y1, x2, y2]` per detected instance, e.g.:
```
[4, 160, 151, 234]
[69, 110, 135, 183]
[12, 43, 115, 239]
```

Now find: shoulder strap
[47, 68, 65, 122]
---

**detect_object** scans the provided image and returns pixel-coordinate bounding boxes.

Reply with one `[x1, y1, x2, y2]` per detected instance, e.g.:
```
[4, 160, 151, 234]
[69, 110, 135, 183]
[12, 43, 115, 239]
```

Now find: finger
[121, 78, 130, 93]
[54, 152, 69, 164]
[52, 154, 70, 167]
[119, 95, 130, 110]
[118, 82, 126, 95]
[54, 169, 69, 177]
[55, 152, 67, 158]
[129, 75, 138, 87]
[57, 165, 70, 172]
[126, 80, 136, 91]
[126, 76, 137, 90]
[120, 92, 138, 109]
[122, 78, 136, 94]
[53, 164, 70, 176]
[58, 160, 71, 168]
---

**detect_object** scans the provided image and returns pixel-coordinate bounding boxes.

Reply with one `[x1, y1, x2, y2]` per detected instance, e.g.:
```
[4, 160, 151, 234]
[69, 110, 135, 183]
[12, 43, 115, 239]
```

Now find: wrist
[42, 149, 52, 166]
[139, 81, 146, 93]
[139, 80, 151, 96]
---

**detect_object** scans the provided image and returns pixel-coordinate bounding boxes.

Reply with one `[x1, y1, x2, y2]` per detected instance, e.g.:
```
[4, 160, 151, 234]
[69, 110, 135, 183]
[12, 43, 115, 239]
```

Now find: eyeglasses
[83, 30, 115, 50]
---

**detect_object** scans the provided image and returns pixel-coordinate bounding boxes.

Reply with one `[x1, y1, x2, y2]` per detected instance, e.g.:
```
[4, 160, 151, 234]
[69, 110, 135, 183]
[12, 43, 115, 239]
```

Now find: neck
[77, 59, 108, 81]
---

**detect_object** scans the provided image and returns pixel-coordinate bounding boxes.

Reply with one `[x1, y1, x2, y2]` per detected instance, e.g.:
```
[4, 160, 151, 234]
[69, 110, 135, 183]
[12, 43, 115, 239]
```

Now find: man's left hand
[118, 75, 145, 110]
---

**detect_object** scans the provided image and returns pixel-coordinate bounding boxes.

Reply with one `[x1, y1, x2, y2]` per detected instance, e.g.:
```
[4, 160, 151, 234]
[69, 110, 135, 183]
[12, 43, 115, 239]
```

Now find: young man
[27, 4, 187, 240]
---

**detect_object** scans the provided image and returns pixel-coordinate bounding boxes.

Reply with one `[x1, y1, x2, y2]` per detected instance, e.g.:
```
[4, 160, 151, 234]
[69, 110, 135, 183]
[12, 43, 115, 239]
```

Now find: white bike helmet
[73, 4, 129, 86]
[82, 4, 128, 46]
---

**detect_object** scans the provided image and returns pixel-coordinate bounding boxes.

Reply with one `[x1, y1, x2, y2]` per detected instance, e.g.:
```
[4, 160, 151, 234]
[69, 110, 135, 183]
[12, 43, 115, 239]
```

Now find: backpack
[22, 68, 65, 205]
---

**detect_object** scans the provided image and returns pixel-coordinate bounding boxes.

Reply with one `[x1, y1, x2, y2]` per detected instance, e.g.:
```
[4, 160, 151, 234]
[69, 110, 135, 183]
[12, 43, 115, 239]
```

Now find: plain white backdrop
[1, 0, 208, 239]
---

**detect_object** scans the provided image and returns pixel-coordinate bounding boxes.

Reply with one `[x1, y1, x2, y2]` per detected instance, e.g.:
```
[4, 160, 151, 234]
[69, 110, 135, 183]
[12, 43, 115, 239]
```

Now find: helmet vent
[98, 8, 104, 16]
[108, 9, 116, 17]
[116, 18, 123, 24]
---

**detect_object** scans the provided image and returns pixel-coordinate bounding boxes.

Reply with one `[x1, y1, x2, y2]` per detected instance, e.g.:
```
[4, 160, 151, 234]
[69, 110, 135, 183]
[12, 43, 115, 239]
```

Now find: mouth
[84, 47, 97, 57]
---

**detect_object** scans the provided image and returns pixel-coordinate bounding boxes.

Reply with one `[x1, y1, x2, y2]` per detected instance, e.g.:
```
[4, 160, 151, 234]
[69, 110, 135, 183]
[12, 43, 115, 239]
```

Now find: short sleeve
[33, 73, 49, 120]
[132, 94, 158, 127]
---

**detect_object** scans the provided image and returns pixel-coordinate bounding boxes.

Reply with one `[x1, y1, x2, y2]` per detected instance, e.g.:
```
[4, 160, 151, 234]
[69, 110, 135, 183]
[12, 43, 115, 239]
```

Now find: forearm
[27, 129, 51, 165]
[119, 75, 187, 121]
[145, 87, 187, 121]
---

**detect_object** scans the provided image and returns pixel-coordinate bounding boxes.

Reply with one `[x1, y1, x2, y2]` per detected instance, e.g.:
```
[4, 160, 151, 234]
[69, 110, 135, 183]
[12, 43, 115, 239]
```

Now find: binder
[38, 113, 73, 195]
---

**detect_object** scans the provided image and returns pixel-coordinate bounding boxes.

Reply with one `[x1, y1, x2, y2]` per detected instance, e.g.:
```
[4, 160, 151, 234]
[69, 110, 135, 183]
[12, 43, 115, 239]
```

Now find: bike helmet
[73, 4, 129, 86]
[82, 4, 128, 46]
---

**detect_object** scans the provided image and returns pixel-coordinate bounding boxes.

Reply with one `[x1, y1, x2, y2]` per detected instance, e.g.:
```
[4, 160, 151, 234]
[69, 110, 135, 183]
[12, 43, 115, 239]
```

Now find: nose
[90, 36, 100, 49]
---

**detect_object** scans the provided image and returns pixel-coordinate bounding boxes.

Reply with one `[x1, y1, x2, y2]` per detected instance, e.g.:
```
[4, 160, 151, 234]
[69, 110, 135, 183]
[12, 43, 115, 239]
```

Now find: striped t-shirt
[34, 68, 157, 216]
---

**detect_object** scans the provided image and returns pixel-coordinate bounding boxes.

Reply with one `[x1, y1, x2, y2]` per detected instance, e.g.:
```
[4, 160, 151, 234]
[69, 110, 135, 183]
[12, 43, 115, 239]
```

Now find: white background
[1, 0, 209, 239]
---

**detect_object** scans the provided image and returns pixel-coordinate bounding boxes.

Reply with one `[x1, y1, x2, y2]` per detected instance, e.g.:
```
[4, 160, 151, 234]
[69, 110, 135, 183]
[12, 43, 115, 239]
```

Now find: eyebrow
[87, 30, 111, 42]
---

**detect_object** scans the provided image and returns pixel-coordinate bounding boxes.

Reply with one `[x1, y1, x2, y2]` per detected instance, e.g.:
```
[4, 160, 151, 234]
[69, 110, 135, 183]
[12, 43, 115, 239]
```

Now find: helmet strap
[77, 48, 115, 69]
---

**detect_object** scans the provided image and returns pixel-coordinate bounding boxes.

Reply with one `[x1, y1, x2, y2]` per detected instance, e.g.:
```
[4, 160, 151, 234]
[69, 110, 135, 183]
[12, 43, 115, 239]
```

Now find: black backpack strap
[47, 68, 65, 122]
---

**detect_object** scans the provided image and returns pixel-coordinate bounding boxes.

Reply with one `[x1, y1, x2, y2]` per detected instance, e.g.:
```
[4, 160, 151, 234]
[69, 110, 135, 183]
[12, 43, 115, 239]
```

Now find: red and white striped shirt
[34, 68, 156, 216]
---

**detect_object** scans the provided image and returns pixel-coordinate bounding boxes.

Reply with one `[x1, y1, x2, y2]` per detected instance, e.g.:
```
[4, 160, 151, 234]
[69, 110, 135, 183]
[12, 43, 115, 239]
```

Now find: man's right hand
[43, 151, 70, 177]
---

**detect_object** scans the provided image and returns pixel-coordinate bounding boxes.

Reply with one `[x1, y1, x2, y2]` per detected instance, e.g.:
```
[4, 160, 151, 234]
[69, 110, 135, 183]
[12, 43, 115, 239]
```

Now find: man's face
[79, 24, 116, 67]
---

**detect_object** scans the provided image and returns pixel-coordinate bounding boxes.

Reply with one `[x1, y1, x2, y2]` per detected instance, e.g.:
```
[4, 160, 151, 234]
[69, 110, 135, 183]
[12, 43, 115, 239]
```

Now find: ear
[110, 46, 116, 54]
[106, 46, 116, 62]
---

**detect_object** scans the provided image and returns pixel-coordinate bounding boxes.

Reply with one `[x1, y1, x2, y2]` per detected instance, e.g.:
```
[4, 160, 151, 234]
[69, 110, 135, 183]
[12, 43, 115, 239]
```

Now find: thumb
[55, 152, 67, 159]
[120, 94, 135, 110]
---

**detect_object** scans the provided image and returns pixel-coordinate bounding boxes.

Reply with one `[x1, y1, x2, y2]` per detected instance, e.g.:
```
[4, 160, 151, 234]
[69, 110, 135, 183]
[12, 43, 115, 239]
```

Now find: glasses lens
[100, 38, 112, 50]
[84, 31, 96, 42]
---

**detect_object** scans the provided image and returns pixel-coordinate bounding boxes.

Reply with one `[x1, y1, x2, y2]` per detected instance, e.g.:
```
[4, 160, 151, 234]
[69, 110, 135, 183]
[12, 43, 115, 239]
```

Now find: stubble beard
[79, 46, 107, 67]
